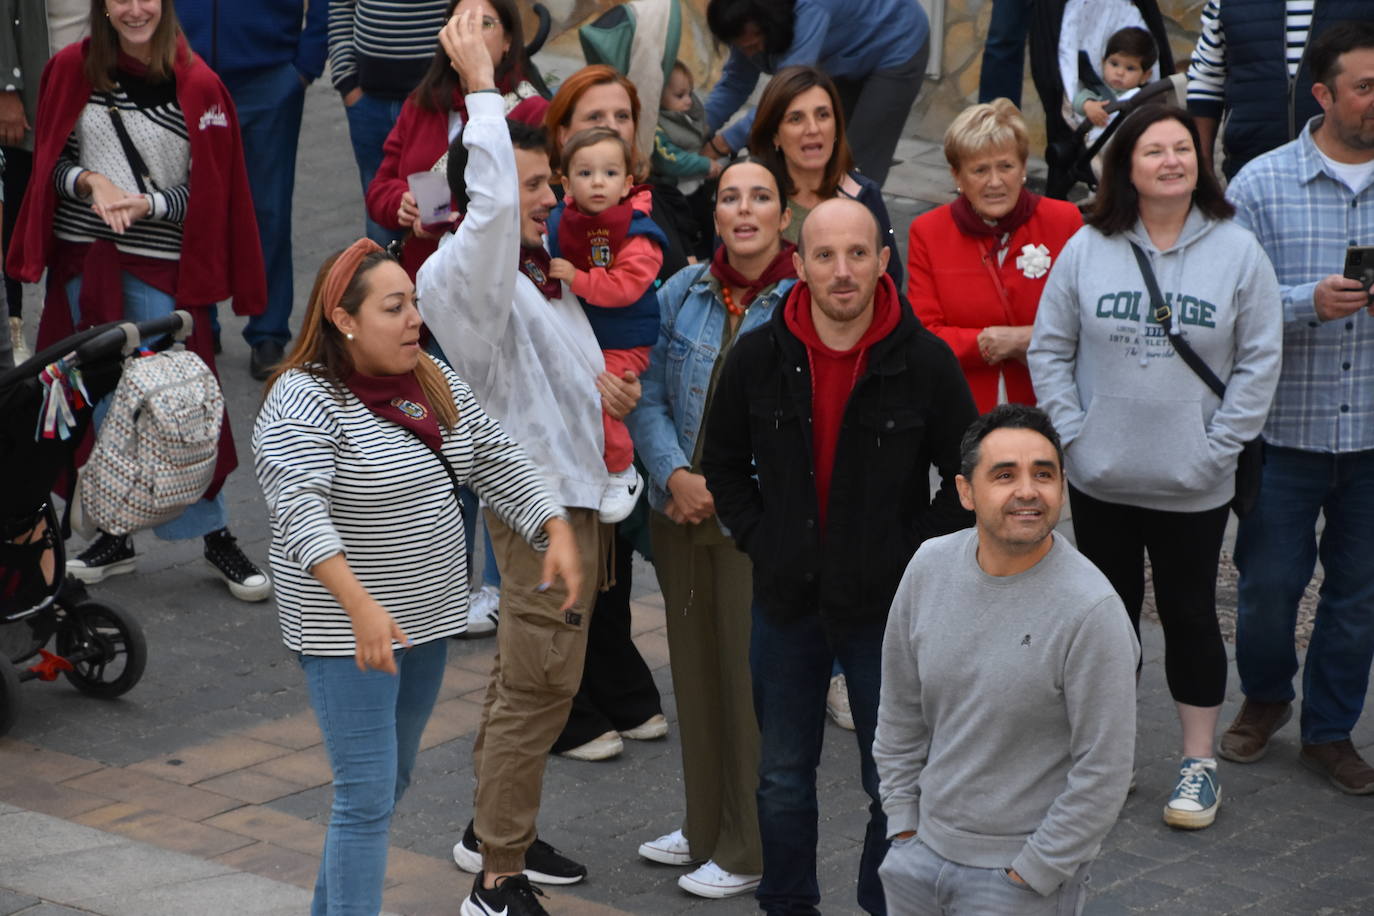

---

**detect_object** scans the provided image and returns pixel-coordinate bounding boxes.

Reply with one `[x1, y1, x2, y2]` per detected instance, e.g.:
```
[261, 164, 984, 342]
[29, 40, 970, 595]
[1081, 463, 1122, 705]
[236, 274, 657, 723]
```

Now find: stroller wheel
[0, 655, 20, 736]
[54, 601, 147, 699]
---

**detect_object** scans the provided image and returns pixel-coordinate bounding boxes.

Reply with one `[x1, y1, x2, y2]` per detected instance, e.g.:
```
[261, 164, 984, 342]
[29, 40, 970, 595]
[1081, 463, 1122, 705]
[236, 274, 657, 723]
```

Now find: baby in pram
[1072, 26, 1156, 142]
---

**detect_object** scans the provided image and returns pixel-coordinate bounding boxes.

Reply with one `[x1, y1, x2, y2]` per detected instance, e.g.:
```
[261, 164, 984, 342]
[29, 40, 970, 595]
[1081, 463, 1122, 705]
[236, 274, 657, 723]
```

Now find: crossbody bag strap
[1129, 241, 1227, 399]
[979, 238, 1019, 326]
[100, 93, 155, 195]
[394, 423, 463, 499]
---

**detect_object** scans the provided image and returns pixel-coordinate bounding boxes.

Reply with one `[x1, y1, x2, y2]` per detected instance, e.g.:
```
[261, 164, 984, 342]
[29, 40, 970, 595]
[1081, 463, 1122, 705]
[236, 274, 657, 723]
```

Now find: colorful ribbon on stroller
[35, 359, 92, 442]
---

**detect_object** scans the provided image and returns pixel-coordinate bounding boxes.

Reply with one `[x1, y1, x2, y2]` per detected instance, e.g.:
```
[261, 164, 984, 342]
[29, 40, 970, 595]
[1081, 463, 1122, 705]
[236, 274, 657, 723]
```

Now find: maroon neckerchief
[558, 196, 634, 271]
[519, 244, 561, 298]
[709, 241, 798, 308]
[949, 188, 1041, 239]
[345, 369, 443, 453]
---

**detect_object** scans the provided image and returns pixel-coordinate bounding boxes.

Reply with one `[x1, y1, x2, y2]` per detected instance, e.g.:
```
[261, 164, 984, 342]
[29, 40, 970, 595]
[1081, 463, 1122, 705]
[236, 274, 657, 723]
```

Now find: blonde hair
[943, 99, 1030, 171]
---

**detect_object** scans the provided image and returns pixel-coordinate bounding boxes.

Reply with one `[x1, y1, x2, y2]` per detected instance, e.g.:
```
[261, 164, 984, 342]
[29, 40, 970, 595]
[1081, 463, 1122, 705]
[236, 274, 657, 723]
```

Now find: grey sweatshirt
[875, 529, 1139, 896]
[1028, 208, 1282, 512]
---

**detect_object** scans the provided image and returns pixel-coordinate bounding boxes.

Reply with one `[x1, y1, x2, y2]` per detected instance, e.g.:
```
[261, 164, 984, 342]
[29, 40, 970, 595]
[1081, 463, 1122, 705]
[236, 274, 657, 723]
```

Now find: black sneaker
[203, 528, 272, 602]
[453, 820, 587, 886]
[67, 532, 136, 582]
[461, 873, 548, 916]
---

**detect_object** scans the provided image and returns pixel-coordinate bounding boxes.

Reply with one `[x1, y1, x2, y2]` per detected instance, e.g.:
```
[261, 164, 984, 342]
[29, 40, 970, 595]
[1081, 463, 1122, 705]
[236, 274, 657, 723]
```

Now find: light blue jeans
[66, 272, 227, 540]
[300, 638, 448, 916]
[879, 836, 1090, 915]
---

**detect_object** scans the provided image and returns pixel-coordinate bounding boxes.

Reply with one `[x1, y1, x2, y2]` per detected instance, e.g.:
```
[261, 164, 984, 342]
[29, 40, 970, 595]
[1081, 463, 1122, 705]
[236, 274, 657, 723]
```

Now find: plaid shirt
[1227, 118, 1374, 453]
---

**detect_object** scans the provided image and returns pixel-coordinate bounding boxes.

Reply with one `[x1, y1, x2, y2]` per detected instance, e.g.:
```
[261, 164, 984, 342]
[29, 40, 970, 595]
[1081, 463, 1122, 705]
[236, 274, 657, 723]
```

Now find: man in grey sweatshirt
[874, 405, 1139, 912]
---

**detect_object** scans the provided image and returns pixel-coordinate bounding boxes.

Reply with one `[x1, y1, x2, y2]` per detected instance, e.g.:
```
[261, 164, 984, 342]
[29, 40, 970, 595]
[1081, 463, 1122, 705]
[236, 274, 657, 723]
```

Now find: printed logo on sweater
[390, 397, 428, 420]
[198, 105, 229, 130]
[1094, 288, 1219, 360]
[589, 228, 613, 268]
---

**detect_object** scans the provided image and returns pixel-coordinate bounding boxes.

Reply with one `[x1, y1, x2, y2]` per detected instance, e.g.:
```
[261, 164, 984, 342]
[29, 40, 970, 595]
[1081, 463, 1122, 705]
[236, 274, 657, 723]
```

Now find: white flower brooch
[1016, 243, 1052, 279]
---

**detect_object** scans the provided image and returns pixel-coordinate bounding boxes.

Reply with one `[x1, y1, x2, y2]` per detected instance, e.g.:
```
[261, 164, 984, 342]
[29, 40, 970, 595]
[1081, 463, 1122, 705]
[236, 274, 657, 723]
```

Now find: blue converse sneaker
[1163, 757, 1220, 829]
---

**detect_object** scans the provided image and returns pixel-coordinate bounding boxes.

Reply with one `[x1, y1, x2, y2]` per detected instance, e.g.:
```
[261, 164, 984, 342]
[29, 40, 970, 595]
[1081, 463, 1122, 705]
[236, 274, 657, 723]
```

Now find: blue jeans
[343, 92, 406, 247]
[1234, 445, 1374, 744]
[751, 610, 888, 914]
[66, 273, 228, 540]
[300, 638, 448, 916]
[224, 62, 306, 347]
[978, 0, 1032, 106]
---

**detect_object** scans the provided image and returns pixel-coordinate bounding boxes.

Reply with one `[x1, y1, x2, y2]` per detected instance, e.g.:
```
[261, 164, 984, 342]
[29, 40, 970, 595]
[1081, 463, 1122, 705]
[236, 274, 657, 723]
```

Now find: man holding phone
[1223, 20, 1374, 796]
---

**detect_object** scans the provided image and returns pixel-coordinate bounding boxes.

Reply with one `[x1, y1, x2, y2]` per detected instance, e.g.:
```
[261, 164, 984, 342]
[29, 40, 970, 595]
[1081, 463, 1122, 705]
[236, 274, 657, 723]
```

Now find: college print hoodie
[1028, 208, 1281, 513]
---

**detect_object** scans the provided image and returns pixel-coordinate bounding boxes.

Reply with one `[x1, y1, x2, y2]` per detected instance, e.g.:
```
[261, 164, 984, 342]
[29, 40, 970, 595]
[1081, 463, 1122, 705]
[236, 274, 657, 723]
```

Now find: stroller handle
[73, 310, 193, 366]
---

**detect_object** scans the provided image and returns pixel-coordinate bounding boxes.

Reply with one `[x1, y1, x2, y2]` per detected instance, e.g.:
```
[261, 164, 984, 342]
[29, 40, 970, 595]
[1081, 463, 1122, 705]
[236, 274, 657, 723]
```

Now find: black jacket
[702, 296, 977, 629]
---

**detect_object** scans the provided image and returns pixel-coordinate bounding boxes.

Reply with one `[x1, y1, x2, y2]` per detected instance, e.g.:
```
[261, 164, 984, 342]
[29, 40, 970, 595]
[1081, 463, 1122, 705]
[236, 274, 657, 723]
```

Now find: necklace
[721, 284, 745, 316]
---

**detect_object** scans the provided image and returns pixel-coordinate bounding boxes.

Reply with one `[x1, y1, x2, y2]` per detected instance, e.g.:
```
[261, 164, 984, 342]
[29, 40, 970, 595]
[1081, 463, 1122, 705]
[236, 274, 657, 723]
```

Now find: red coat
[906, 197, 1082, 412]
[366, 96, 450, 279]
[7, 38, 265, 501]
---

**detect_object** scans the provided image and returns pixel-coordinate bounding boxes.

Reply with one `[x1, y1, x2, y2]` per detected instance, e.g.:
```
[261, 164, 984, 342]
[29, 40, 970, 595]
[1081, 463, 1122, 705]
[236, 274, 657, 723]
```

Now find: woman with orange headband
[253, 239, 580, 915]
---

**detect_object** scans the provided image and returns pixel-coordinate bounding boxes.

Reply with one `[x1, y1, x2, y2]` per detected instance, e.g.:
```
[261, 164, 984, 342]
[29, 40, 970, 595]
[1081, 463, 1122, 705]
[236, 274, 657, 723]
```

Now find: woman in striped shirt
[254, 239, 580, 915]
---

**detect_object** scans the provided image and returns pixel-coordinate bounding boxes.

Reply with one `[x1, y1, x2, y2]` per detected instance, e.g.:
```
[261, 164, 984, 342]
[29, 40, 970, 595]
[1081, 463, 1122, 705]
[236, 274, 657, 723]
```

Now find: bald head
[792, 197, 891, 343]
[797, 198, 882, 258]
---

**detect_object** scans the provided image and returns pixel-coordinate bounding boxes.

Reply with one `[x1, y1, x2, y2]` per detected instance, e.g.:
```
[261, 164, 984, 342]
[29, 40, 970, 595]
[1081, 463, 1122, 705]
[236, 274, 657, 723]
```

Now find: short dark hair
[1309, 20, 1374, 89]
[959, 404, 1064, 479]
[715, 157, 790, 207]
[749, 66, 854, 199]
[1085, 106, 1234, 235]
[706, 0, 795, 55]
[1105, 26, 1157, 74]
[448, 119, 549, 211]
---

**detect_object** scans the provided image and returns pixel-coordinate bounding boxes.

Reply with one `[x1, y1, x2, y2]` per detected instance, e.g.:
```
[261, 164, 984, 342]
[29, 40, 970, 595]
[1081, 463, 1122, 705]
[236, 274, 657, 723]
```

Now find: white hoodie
[417, 92, 608, 511]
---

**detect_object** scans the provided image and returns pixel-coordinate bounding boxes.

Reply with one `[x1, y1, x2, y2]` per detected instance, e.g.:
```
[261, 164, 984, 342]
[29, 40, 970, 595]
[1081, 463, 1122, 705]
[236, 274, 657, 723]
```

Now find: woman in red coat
[907, 99, 1082, 412]
[364, 0, 546, 279]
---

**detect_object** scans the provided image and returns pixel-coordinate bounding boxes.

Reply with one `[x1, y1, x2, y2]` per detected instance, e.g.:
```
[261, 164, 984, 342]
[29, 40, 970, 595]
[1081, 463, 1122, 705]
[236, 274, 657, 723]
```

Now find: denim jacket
[626, 263, 797, 513]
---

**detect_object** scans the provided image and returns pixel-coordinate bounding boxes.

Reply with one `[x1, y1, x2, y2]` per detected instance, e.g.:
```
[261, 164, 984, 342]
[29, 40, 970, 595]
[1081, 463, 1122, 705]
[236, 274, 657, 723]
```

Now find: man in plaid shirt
[1221, 20, 1374, 795]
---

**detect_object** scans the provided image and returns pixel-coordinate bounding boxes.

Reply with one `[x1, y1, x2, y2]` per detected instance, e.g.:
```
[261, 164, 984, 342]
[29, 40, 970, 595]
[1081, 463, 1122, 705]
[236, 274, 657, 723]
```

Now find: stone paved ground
[3, 74, 1373, 915]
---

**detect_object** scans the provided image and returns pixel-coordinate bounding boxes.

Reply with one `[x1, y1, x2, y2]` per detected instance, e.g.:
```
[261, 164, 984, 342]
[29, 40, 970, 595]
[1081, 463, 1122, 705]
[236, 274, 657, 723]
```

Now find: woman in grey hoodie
[1029, 107, 1281, 833]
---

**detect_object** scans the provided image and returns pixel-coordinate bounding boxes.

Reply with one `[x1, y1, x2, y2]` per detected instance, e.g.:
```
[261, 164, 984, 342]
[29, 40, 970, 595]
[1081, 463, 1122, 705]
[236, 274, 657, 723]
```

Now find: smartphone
[1343, 245, 1374, 292]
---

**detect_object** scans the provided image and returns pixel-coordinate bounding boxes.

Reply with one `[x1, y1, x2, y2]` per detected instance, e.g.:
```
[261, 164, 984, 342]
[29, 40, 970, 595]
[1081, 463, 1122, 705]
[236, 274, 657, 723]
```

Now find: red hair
[543, 65, 643, 178]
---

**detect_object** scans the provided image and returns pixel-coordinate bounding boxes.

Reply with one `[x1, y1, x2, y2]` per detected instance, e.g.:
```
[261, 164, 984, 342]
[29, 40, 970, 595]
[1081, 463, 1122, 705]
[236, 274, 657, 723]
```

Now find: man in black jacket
[702, 198, 977, 915]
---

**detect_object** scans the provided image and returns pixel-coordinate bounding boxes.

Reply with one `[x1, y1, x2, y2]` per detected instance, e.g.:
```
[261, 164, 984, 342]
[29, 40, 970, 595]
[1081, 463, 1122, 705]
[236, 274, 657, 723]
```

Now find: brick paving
[2, 75, 1372, 915]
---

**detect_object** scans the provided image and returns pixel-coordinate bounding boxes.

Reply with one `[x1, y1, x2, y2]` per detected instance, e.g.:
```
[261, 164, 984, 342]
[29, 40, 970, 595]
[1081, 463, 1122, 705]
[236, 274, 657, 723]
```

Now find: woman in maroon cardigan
[365, 0, 546, 279]
[907, 99, 1082, 412]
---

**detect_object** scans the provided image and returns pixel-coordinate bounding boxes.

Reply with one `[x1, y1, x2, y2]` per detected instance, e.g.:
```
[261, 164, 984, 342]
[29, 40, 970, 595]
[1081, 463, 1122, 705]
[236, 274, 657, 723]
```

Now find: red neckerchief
[709, 241, 797, 309]
[519, 244, 560, 298]
[949, 189, 1041, 239]
[345, 369, 443, 453]
[558, 196, 635, 271]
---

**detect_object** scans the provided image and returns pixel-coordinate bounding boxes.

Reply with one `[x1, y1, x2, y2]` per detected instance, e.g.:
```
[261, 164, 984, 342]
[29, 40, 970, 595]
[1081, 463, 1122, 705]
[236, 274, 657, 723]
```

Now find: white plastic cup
[407, 171, 452, 225]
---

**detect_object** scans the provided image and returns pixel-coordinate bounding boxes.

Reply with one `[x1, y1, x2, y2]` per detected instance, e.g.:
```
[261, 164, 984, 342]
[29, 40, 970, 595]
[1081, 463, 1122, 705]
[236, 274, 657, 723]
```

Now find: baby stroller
[1030, 0, 1180, 200]
[0, 312, 192, 735]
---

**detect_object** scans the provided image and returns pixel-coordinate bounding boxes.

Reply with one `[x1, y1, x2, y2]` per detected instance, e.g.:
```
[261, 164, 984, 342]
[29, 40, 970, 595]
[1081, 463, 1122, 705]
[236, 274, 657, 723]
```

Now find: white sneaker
[10, 317, 31, 365]
[598, 466, 643, 524]
[462, 585, 500, 638]
[826, 674, 855, 731]
[620, 713, 668, 740]
[638, 828, 695, 866]
[557, 730, 623, 761]
[677, 860, 762, 899]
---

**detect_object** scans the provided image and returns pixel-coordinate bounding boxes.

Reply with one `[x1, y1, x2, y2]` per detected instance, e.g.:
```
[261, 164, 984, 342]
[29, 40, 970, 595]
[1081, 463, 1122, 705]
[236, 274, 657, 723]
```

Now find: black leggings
[1068, 485, 1230, 708]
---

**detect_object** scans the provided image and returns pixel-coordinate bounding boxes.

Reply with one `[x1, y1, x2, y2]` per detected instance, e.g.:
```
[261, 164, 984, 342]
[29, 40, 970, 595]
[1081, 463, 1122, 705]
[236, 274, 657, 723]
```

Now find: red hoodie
[784, 274, 901, 534]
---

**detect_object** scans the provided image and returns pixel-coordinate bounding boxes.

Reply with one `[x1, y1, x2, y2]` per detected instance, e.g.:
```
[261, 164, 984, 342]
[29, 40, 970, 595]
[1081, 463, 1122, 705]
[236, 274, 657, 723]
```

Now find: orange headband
[323, 238, 384, 317]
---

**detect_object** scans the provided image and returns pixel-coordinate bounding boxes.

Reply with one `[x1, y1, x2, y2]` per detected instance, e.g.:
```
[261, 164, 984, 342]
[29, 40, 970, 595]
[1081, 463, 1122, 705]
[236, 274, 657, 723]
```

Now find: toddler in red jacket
[548, 128, 667, 523]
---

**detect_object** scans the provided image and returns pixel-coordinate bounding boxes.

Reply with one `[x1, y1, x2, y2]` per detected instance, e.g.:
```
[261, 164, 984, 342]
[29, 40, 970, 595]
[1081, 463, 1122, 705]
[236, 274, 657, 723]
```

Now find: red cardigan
[7, 37, 265, 315]
[907, 197, 1082, 412]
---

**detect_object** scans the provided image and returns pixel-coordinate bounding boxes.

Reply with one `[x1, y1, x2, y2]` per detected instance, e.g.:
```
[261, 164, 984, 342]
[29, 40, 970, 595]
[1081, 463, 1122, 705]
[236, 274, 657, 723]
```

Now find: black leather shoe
[249, 339, 286, 381]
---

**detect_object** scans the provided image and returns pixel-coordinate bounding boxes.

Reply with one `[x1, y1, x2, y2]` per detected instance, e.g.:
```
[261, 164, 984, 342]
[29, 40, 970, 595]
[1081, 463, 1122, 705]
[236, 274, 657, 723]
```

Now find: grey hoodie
[1029, 208, 1282, 512]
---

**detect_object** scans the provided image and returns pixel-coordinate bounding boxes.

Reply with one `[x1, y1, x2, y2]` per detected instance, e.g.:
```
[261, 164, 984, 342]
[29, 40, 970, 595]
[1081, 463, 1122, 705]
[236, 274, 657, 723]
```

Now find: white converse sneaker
[462, 585, 500, 638]
[638, 828, 696, 866]
[598, 466, 643, 524]
[677, 860, 762, 899]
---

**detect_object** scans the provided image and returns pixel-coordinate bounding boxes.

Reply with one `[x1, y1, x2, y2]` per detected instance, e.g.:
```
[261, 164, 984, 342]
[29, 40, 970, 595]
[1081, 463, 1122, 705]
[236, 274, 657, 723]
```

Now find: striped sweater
[327, 0, 448, 99]
[52, 81, 190, 260]
[253, 357, 565, 655]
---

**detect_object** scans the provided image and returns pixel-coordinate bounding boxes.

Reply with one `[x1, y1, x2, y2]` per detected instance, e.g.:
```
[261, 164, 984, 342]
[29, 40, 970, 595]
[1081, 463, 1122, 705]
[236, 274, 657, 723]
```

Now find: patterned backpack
[80, 348, 223, 535]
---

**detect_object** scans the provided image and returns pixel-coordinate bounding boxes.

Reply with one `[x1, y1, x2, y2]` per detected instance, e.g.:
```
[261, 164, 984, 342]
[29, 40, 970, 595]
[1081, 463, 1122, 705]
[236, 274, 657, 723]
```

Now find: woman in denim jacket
[625, 159, 796, 900]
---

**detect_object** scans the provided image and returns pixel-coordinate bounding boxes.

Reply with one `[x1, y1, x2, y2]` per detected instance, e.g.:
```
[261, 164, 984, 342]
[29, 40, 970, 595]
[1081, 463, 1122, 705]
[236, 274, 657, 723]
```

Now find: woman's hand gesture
[440, 9, 496, 93]
[82, 172, 150, 235]
[348, 598, 411, 674]
[539, 517, 583, 612]
[667, 469, 715, 524]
